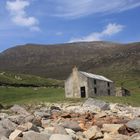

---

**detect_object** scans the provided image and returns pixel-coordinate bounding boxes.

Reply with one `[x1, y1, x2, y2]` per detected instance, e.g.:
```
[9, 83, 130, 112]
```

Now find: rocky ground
[0, 98, 140, 140]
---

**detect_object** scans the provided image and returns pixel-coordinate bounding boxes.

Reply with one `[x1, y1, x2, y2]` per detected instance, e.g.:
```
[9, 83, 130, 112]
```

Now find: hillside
[0, 41, 139, 90]
[0, 41, 139, 78]
[0, 71, 63, 87]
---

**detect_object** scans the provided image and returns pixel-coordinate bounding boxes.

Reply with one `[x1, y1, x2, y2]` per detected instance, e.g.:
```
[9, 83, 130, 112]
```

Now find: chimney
[72, 66, 78, 73]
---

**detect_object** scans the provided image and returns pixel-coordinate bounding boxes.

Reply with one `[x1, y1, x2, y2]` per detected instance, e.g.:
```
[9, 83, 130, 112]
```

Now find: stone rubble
[0, 98, 140, 140]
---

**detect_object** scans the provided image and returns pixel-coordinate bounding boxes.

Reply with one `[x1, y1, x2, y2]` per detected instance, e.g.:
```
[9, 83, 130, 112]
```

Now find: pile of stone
[0, 98, 140, 140]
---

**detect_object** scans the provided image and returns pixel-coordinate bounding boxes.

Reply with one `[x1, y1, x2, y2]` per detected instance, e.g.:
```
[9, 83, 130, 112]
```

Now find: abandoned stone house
[65, 67, 115, 98]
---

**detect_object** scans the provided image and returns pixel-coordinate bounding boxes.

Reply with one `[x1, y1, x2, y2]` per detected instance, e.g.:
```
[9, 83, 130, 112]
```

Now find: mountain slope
[0, 41, 139, 82]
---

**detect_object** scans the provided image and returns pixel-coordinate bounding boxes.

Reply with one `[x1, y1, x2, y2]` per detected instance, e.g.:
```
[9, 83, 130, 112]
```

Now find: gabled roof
[80, 71, 113, 82]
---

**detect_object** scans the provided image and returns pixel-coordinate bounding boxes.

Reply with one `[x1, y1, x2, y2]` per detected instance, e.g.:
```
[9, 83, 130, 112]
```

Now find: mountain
[0, 41, 139, 86]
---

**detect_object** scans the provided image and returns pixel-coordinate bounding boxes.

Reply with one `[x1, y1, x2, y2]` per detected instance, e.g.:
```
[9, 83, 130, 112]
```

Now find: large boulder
[53, 126, 67, 135]
[104, 133, 130, 140]
[0, 119, 17, 132]
[126, 118, 140, 132]
[22, 131, 49, 140]
[130, 133, 140, 140]
[0, 127, 11, 139]
[61, 120, 82, 131]
[10, 105, 30, 116]
[17, 122, 39, 132]
[83, 125, 103, 139]
[83, 98, 110, 111]
[0, 136, 9, 140]
[102, 124, 124, 133]
[49, 134, 73, 140]
[9, 129, 22, 140]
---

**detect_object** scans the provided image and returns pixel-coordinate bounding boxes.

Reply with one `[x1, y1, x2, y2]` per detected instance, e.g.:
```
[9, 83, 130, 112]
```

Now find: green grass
[0, 87, 65, 105]
[0, 71, 63, 87]
[0, 70, 139, 106]
[94, 69, 140, 106]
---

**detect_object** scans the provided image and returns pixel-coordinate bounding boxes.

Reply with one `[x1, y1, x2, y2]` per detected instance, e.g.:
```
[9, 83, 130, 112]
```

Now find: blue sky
[0, 0, 140, 51]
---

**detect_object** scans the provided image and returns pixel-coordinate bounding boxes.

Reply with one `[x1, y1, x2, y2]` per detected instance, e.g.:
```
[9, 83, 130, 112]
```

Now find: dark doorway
[80, 86, 86, 98]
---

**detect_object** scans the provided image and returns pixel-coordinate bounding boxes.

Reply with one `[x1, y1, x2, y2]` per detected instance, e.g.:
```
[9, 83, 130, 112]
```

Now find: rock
[61, 120, 82, 131]
[76, 132, 88, 140]
[0, 113, 9, 119]
[83, 98, 110, 111]
[94, 112, 107, 119]
[102, 124, 124, 133]
[53, 126, 67, 135]
[0, 127, 11, 139]
[17, 122, 39, 132]
[49, 134, 73, 140]
[103, 133, 130, 140]
[110, 103, 140, 119]
[0, 136, 9, 140]
[8, 115, 25, 125]
[10, 105, 29, 116]
[42, 127, 54, 135]
[34, 111, 50, 118]
[32, 117, 42, 127]
[9, 129, 22, 140]
[50, 106, 61, 111]
[41, 119, 52, 128]
[126, 118, 140, 132]
[22, 131, 49, 140]
[83, 125, 103, 139]
[0, 119, 17, 131]
[130, 133, 140, 140]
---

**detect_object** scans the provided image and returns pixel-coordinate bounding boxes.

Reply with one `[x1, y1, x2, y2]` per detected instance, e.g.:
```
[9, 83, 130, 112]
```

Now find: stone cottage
[65, 67, 115, 98]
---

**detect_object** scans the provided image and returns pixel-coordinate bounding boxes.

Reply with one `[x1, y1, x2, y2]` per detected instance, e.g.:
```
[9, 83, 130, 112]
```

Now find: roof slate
[80, 71, 113, 82]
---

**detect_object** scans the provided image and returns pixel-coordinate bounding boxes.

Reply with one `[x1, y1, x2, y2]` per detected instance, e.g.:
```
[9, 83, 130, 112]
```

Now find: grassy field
[0, 70, 139, 106]
[0, 71, 63, 87]
[0, 87, 65, 105]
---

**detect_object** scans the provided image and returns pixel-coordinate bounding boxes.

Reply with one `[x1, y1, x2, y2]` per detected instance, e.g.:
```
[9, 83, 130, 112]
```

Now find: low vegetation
[0, 71, 63, 87]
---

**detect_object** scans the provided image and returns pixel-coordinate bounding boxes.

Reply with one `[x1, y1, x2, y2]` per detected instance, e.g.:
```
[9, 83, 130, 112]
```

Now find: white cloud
[49, 0, 140, 19]
[69, 23, 124, 42]
[6, 0, 39, 31]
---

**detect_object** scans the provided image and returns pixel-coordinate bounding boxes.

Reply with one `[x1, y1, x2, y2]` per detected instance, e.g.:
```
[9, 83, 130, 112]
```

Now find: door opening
[80, 86, 86, 98]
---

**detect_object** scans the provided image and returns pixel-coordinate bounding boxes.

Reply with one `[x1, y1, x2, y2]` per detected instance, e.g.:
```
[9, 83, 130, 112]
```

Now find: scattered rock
[22, 131, 49, 140]
[49, 134, 73, 140]
[126, 118, 140, 132]
[50, 106, 61, 111]
[130, 133, 140, 140]
[0, 136, 9, 140]
[0, 113, 9, 119]
[53, 125, 67, 135]
[0, 127, 11, 139]
[83, 125, 103, 139]
[104, 133, 130, 140]
[102, 124, 124, 133]
[10, 105, 29, 116]
[17, 122, 39, 132]
[9, 129, 22, 140]
[61, 120, 82, 131]
[34, 111, 50, 118]
[0, 119, 17, 131]
[83, 98, 110, 111]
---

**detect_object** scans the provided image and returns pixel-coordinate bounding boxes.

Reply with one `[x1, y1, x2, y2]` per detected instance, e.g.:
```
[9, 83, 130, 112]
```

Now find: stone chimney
[72, 66, 78, 73]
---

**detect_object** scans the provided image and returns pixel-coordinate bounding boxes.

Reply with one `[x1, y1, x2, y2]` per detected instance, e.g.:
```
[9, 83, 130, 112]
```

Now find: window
[94, 79, 97, 85]
[108, 89, 110, 95]
[107, 82, 110, 87]
[94, 87, 97, 94]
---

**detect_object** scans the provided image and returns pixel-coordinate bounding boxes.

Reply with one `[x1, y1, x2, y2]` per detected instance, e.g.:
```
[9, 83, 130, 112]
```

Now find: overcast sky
[0, 0, 140, 51]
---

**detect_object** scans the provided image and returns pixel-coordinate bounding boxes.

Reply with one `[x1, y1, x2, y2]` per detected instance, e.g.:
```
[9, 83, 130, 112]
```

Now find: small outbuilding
[65, 67, 115, 98]
[116, 87, 131, 96]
